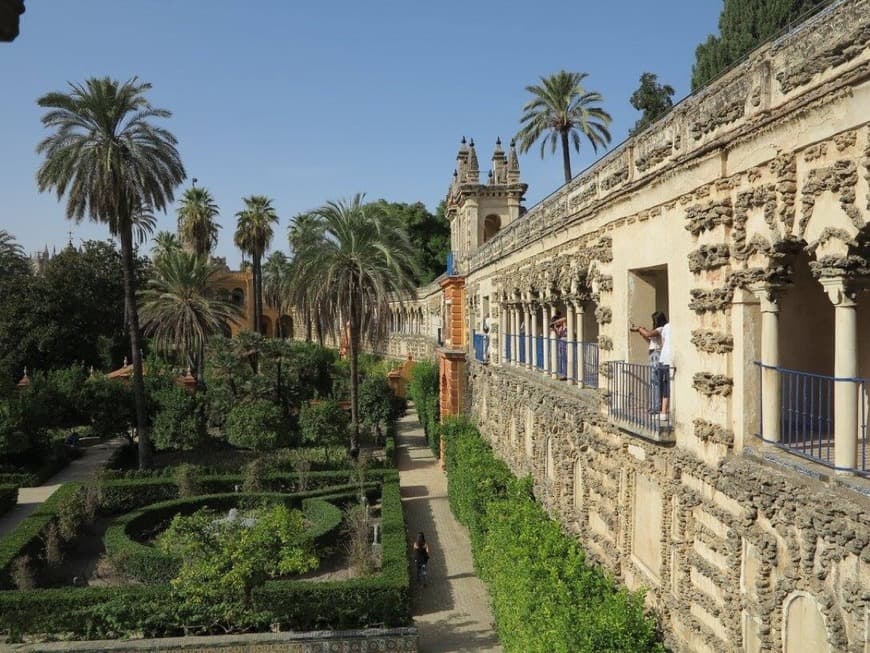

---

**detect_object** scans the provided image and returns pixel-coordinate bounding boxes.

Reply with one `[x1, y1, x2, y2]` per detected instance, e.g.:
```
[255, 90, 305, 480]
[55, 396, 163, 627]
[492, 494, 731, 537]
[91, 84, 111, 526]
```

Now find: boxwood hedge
[442, 418, 664, 653]
[0, 474, 407, 639]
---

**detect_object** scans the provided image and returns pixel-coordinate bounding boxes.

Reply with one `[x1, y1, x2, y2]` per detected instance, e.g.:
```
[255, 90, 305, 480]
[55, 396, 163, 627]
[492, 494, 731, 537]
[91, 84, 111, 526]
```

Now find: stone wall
[467, 363, 868, 653]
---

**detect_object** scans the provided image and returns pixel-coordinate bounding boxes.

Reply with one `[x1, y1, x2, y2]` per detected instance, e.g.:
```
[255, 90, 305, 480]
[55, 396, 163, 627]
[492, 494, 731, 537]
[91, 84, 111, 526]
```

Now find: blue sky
[1, 1, 721, 265]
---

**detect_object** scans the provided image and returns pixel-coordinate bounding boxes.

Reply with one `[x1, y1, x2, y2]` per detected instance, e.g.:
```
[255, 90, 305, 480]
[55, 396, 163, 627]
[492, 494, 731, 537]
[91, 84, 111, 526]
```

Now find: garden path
[396, 409, 502, 653]
[0, 437, 126, 539]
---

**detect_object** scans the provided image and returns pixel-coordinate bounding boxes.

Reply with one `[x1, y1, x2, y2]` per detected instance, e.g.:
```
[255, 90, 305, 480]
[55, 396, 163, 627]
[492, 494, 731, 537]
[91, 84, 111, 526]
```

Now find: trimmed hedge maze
[0, 470, 408, 641]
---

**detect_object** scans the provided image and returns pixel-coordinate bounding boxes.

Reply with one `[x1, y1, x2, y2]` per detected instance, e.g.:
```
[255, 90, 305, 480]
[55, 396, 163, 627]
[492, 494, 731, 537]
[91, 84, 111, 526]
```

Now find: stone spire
[491, 137, 507, 184]
[465, 138, 479, 184]
[507, 138, 521, 183]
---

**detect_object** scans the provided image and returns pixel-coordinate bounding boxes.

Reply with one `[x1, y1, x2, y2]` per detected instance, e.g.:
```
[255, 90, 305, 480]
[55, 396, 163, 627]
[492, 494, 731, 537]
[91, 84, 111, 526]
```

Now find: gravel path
[396, 410, 502, 653]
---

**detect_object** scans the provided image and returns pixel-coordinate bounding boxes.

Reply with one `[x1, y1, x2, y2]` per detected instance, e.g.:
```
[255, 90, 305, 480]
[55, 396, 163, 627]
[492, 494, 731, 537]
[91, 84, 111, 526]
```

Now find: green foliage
[0, 484, 17, 518]
[80, 376, 134, 438]
[226, 399, 288, 451]
[364, 200, 450, 284]
[516, 71, 612, 183]
[443, 421, 664, 653]
[629, 72, 675, 135]
[384, 437, 396, 466]
[150, 385, 206, 451]
[407, 361, 440, 455]
[691, 0, 830, 90]
[0, 477, 409, 638]
[160, 503, 318, 625]
[358, 375, 394, 439]
[0, 483, 82, 588]
[299, 400, 349, 454]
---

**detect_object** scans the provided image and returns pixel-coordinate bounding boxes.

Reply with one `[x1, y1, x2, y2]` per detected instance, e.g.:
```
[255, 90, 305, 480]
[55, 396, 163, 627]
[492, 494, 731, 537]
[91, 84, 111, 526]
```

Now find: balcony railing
[582, 341, 598, 388]
[755, 364, 868, 474]
[606, 360, 673, 439]
[472, 332, 487, 363]
[446, 251, 456, 276]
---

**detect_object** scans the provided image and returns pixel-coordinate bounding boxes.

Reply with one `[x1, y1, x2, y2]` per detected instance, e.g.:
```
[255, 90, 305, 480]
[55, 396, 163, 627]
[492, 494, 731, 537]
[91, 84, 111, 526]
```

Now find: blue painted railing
[582, 341, 599, 388]
[446, 251, 456, 276]
[472, 332, 486, 363]
[519, 333, 526, 364]
[505, 332, 512, 362]
[606, 360, 672, 432]
[755, 363, 867, 473]
[535, 336, 545, 371]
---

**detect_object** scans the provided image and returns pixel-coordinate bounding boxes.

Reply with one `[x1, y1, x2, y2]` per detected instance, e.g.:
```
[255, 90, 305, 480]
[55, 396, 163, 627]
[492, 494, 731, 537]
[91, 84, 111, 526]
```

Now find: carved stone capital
[819, 277, 857, 308]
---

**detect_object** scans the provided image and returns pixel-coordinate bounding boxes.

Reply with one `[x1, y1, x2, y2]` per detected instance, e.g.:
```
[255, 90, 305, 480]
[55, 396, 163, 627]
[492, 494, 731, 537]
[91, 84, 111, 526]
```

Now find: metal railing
[535, 336, 545, 371]
[582, 342, 599, 388]
[472, 332, 487, 363]
[446, 251, 456, 276]
[504, 332, 512, 362]
[518, 333, 526, 364]
[606, 361, 672, 433]
[755, 363, 868, 473]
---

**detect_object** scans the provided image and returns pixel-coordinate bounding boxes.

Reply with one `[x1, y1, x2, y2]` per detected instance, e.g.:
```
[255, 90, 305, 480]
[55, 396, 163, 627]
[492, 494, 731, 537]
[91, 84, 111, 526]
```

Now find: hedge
[97, 468, 393, 514]
[104, 488, 359, 584]
[407, 361, 440, 455]
[0, 444, 78, 487]
[0, 484, 18, 518]
[384, 437, 396, 466]
[0, 483, 82, 588]
[442, 419, 664, 653]
[0, 475, 408, 639]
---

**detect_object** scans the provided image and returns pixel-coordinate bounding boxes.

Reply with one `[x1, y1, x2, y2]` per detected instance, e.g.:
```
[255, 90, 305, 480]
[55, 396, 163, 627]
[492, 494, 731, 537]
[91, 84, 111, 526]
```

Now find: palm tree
[0, 229, 27, 275]
[139, 249, 242, 377]
[292, 194, 418, 453]
[262, 251, 292, 338]
[36, 76, 185, 469]
[178, 186, 220, 257]
[515, 71, 612, 184]
[288, 213, 325, 341]
[234, 196, 278, 335]
[151, 230, 181, 263]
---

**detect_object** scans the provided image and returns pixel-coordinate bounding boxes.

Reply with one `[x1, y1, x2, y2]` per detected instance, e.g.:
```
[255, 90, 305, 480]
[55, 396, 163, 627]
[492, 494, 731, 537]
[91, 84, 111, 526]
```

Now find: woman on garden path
[396, 408, 502, 653]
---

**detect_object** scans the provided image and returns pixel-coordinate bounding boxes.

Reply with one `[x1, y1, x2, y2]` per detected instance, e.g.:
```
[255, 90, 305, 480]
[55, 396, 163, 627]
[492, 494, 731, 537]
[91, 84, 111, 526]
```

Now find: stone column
[497, 304, 505, 365]
[822, 278, 858, 473]
[524, 303, 533, 370]
[752, 285, 781, 445]
[566, 301, 576, 385]
[510, 305, 518, 367]
[543, 303, 552, 375]
[576, 303, 586, 386]
[529, 304, 537, 369]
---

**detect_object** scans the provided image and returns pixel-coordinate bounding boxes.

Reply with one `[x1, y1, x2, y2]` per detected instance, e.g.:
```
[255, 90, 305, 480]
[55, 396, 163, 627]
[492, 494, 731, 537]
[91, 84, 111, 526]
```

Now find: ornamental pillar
[821, 277, 858, 473]
[566, 301, 576, 385]
[752, 285, 781, 445]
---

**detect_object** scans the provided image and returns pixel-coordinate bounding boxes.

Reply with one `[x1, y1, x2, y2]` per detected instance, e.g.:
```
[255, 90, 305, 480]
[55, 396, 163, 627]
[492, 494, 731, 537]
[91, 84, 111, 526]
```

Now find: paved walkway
[0, 437, 126, 538]
[396, 410, 502, 653]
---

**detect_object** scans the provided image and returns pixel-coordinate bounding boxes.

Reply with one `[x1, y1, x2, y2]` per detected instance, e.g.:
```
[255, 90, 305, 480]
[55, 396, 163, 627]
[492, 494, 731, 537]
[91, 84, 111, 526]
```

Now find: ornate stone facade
[384, 1, 870, 651]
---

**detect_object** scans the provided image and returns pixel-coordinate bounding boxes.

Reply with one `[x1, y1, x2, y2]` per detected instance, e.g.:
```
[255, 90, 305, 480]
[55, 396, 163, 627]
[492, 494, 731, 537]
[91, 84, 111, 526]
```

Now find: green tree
[177, 186, 221, 257]
[0, 230, 27, 276]
[160, 504, 317, 626]
[151, 231, 181, 264]
[365, 200, 450, 284]
[299, 400, 349, 459]
[226, 399, 288, 450]
[629, 73, 675, 135]
[234, 196, 279, 335]
[36, 77, 186, 469]
[288, 213, 326, 342]
[262, 251, 292, 337]
[516, 71, 612, 184]
[291, 195, 418, 453]
[358, 375, 394, 442]
[691, 0, 829, 90]
[150, 384, 206, 451]
[139, 249, 241, 377]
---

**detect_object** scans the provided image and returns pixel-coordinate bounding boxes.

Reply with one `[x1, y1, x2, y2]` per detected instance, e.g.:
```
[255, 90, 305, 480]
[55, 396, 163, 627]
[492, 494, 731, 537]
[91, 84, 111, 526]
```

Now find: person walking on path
[396, 408, 502, 653]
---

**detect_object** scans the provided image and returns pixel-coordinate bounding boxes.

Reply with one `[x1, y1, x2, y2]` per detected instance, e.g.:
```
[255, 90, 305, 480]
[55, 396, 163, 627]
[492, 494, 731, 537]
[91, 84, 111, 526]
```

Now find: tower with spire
[445, 137, 527, 268]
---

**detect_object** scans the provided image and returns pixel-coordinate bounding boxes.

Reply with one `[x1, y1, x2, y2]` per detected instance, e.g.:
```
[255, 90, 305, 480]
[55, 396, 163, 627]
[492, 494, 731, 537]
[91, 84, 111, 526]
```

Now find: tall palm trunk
[305, 306, 312, 342]
[560, 129, 572, 184]
[348, 325, 360, 457]
[119, 225, 151, 469]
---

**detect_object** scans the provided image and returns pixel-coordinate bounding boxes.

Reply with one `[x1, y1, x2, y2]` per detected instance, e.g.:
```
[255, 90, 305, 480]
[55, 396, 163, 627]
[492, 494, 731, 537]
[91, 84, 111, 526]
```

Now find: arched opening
[231, 288, 245, 307]
[260, 315, 273, 337]
[280, 315, 294, 339]
[783, 592, 830, 653]
[483, 214, 501, 244]
[779, 252, 833, 376]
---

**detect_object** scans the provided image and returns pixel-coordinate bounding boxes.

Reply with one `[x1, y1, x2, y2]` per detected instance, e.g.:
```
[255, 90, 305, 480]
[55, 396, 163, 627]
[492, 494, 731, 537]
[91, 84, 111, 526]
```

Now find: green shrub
[226, 400, 289, 451]
[443, 422, 664, 653]
[81, 376, 134, 439]
[384, 437, 396, 467]
[358, 375, 394, 442]
[151, 386, 206, 451]
[0, 484, 18, 518]
[407, 361, 440, 455]
[0, 477, 408, 639]
[173, 463, 202, 497]
[0, 483, 82, 588]
[299, 400, 349, 457]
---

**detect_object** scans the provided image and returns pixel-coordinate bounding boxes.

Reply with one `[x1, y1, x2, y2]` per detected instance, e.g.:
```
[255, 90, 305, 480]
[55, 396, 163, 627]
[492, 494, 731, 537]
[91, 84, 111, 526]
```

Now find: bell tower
[445, 136, 527, 271]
